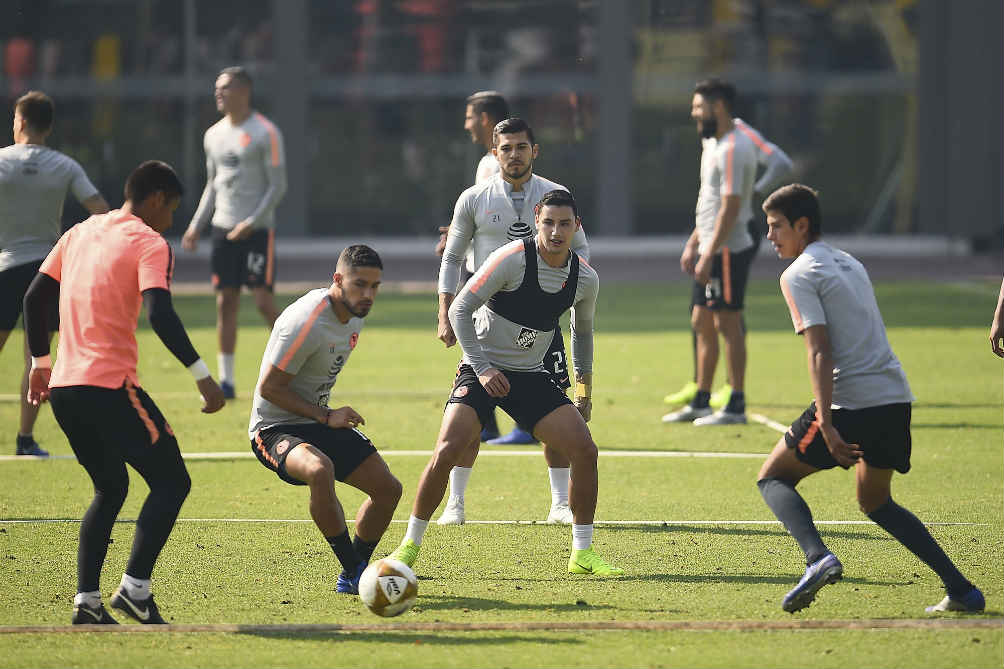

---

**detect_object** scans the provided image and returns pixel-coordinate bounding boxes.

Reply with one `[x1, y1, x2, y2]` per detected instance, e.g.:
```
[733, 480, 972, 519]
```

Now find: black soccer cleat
[72, 602, 119, 625]
[109, 588, 167, 624]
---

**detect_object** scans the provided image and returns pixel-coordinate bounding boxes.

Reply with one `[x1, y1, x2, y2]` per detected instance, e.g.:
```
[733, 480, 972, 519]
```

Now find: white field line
[0, 449, 770, 463]
[0, 518, 986, 527]
[750, 413, 788, 433]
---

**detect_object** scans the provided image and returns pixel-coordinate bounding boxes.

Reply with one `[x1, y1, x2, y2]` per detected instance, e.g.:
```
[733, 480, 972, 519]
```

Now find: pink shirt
[39, 210, 173, 389]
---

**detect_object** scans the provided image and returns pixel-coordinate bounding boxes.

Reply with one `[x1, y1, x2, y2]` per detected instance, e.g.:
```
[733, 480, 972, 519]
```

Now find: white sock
[404, 515, 429, 546]
[548, 467, 570, 507]
[218, 353, 235, 384]
[74, 590, 101, 608]
[572, 523, 593, 551]
[448, 467, 473, 500]
[120, 573, 151, 600]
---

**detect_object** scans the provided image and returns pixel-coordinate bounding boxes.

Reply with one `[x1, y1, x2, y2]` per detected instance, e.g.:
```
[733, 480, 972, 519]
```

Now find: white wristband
[31, 355, 52, 370]
[188, 359, 211, 380]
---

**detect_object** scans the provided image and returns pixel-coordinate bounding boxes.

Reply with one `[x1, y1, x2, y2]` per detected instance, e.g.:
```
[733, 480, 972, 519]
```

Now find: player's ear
[793, 216, 809, 237]
[332, 271, 343, 288]
[531, 144, 540, 159]
[575, 216, 582, 231]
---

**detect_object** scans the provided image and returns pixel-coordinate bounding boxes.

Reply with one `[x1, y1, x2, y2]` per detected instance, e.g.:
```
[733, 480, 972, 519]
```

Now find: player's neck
[226, 108, 253, 126]
[714, 116, 734, 140]
[15, 134, 46, 146]
[536, 240, 570, 268]
[504, 171, 532, 192]
[328, 292, 353, 324]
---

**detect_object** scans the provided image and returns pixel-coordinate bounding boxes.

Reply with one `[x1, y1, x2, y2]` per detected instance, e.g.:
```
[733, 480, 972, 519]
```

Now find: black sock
[867, 498, 972, 597]
[16, 434, 33, 445]
[692, 390, 711, 409]
[725, 391, 745, 414]
[758, 478, 828, 565]
[353, 536, 379, 564]
[326, 531, 361, 573]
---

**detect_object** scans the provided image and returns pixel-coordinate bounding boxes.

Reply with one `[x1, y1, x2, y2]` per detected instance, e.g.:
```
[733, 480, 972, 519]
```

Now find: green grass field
[0, 279, 1001, 668]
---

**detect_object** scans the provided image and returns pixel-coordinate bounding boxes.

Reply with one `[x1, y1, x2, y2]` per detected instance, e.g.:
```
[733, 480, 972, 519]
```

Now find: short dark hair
[15, 91, 54, 134]
[694, 78, 736, 114]
[534, 189, 577, 219]
[466, 91, 509, 125]
[763, 183, 822, 238]
[219, 65, 253, 91]
[337, 244, 383, 271]
[124, 160, 184, 205]
[492, 117, 535, 148]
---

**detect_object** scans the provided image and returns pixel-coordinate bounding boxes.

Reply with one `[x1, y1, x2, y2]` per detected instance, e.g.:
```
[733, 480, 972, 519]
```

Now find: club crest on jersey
[349, 332, 359, 350]
[453, 385, 469, 398]
[507, 221, 533, 241]
[515, 327, 538, 349]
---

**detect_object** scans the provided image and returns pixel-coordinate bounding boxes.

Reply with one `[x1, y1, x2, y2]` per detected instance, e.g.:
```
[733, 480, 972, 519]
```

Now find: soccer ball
[358, 558, 418, 617]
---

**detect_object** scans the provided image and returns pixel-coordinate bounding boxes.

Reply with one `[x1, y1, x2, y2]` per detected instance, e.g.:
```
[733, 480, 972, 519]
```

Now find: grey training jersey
[695, 127, 757, 254]
[780, 241, 914, 410]
[249, 289, 363, 438]
[450, 239, 598, 376]
[0, 144, 98, 271]
[191, 112, 287, 232]
[439, 173, 590, 294]
[733, 118, 794, 196]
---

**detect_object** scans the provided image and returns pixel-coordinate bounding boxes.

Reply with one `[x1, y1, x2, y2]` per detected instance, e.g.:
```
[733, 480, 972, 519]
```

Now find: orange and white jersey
[695, 127, 757, 254]
[248, 288, 363, 439]
[190, 111, 287, 232]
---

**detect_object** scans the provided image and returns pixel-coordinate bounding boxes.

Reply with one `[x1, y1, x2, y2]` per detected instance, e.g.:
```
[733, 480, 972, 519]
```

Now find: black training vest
[486, 238, 580, 332]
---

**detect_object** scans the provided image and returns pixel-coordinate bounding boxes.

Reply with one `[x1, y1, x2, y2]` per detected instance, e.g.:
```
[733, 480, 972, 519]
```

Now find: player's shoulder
[458, 178, 495, 204]
[204, 118, 227, 137]
[719, 129, 757, 159]
[782, 242, 831, 285]
[575, 252, 599, 282]
[250, 111, 282, 137]
[531, 174, 567, 193]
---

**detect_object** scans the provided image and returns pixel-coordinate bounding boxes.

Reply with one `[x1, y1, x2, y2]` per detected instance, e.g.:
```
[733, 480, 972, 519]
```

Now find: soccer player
[0, 90, 109, 456]
[388, 190, 622, 577]
[436, 90, 510, 443]
[181, 65, 287, 399]
[663, 115, 793, 410]
[663, 79, 759, 426]
[756, 183, 984, 614]
[435, 118, 591, 526]
[23, 160, 227, 625]
[990, 277, 1004, 357]
[249, 245, 402, 594]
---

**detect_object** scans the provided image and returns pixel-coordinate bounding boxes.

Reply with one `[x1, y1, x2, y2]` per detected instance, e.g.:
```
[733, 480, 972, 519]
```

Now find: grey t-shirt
[695, 128, 757, 254]
[438, 173, 590, 295]
[450, 239, 598, 376]
[0, 144, 98, 271]
[780, 241, 914, 409]
[249, 289, 364, 438]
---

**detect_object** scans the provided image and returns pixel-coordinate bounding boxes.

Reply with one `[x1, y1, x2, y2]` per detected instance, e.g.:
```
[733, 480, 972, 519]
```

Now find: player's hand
[821, 424, 862, 468]
[325, 406, 365, 429]
[438, 314, 457, 347]
[435, 226, 450, 257]
[226, 220, 254, 241]
[181, 228, 199, 252]
[574, 396, 592, 422]
[990, 318, 1004, 358]
[26, 368, 52, 406]
[694, 253, 712, 286]
[196, 377, 226, 413]
[680, 245, 698, 276]
[478, 368, 510, 398]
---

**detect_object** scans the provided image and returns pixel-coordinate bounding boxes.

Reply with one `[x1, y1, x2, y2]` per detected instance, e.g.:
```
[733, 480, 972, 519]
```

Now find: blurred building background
[1, 0, 1000, 249]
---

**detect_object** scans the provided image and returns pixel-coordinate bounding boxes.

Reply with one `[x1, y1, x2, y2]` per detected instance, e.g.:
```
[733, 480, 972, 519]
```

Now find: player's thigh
[497, 371, 574, 440]
[718, 246, 755, 311]
[761, 402, 834, 480]
[343, 452, 401, 501]
[758, 436, 818, 482]
[443, 364, 495, 440]
[532, 404, 595, 461]
[855, 460, 894, 513]
[50, 386, 130, 490]
[210, 227, 244, 290]
[283, 423, 377, 484]
[0, 260, 40, 333]
[437, 402, 483, 460]
[282, 441, 336, 485]
[243, 229, 274, 290]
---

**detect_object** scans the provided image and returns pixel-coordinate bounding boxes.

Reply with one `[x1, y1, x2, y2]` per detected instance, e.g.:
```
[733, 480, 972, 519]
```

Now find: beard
[341, 298, 371, 318]
[698, 117, 717, 139]
[504, 160, 533, 181]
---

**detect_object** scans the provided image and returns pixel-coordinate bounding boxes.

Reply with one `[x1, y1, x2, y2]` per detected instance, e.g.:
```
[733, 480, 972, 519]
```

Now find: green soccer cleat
[709, 384, 733, 409]
[663, 381, 698, 406]
[568, 546, 624, 576]
[387, 539, 420, 568]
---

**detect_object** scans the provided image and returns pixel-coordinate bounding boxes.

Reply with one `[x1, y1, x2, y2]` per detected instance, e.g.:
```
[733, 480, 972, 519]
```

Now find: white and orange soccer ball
[358, 558, 418, 617]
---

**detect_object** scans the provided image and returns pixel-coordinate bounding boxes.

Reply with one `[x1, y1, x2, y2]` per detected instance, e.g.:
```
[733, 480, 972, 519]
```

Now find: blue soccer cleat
[335, 561, 367, 595]
[220, 381, 236, 400]
[926, 586, 985, 613]
[782, 552, 843, 613]
[486, 427, 538, 445]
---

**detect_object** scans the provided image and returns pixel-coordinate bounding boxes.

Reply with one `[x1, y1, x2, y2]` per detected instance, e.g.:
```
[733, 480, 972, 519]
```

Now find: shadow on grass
[911, 423, 1002, 430]
[597, 524, 887, 542]
[612, 572, 900, 586]
[238, 629, 577, 645]
[412, 593, 615, 615]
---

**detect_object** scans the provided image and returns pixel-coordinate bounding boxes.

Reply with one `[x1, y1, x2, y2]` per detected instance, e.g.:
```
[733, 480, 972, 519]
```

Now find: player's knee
[96, 477, 129, 508]
[568, 438, 598, 464]
[432, 438, 465, 468]
[856, 489, 888, 515]
[304, 454, 336, 487]
[381, 474, 403, 507]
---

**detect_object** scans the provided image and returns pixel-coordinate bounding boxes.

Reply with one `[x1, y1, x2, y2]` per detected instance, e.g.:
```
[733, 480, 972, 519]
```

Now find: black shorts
[784, 401, 912, 473]
[0, 259, 58, 331]
[49, 381, 187, 483]
[252, 422, 377, 485]
[446, 363, 573, 434]
[691, 243, 756, 311]
[211, 226, 275, 290]
[544, 326, 571, 391]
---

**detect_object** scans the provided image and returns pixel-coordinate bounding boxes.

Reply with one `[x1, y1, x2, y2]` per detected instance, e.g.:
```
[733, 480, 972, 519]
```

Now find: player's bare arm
[990, 277, 1004, 358]
[477, 367, 510, 398]
[695, 194, 740, 285]
[259, 364, 364, 429]
[680, 228, 700, 275]
[803, 324, 862, 467]
[226, 218, 255, 241]
[437, 292, 456, 347]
